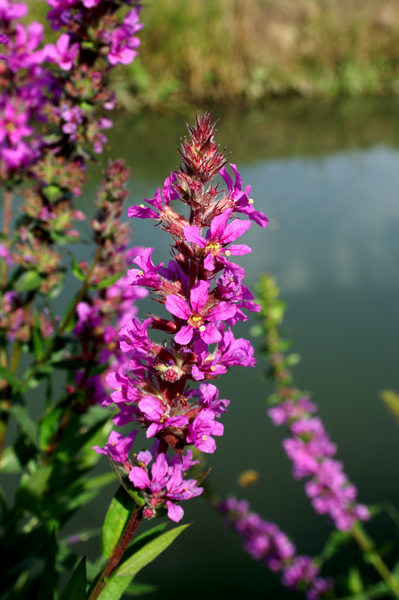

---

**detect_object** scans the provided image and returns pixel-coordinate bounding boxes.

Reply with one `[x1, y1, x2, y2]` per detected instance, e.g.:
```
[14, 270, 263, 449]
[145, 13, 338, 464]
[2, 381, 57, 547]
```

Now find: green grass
[27, 0, 399, 109]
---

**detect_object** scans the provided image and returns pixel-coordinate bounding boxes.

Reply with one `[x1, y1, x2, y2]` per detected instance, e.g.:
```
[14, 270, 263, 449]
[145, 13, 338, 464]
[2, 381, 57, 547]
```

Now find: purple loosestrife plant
[96, 113, 268, 524]
[218, 498, 334, 600]
[256, 276, 370, 533]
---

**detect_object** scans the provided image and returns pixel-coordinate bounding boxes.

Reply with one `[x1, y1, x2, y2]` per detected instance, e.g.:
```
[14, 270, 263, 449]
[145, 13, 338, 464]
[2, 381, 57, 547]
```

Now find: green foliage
[37, 529, 57, 600]
[96, 524, 189, 600]
[101, 486, 138, 559]
[59, 558, 87, 600]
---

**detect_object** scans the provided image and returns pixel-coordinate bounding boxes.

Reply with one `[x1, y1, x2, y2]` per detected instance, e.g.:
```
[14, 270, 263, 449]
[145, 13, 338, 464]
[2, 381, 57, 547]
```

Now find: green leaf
[116, 523, 190, 578]
[14, 270, 41, 293]
[70, 253, 86, 282]
[59, 557, 86, 600]
[101, 486, 138, 559]
[123, 582, 157, 596]
[91, 271, 125, 290]
[39, 406, 63, 451]
[317, 529, 352, 563]
[0, 365, 23, 391]
[32, 310, 45, 361]
[96, 574, 132, 600]
[348, 566, 365, 594]
[10, 405, 39, 449]
[37, 529, 57, 600]
[43, 185, 62, 202]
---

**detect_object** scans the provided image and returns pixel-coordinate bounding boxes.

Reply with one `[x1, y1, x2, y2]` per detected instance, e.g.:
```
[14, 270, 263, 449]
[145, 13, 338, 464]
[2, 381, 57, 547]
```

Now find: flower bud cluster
[71, 160, 147, 405]
[218, 497, 334, 600]
[96, 114, 268, 521]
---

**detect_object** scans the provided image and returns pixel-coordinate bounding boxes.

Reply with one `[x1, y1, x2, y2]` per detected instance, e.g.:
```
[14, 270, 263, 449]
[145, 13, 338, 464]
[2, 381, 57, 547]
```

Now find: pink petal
[184, 225, 206, 247]
[166, 500, 184, 522]
[165, 294, 191, 320]
[174, 324, 193, 345]
[200, 323, 222, 344]
[207, 301, 236, 322]
[129, 467, 151, 489]
[220, 219, 251, 244]
[190, 280, 209, 314]
[227, 244, 252, 255]
[204, 253, 215, 271]
[209, 209, 232, 241]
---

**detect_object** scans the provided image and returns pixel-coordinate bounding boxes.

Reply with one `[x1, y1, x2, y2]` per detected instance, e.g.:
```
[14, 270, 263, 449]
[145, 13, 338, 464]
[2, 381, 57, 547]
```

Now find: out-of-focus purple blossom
[219, 498, 333, 599]
[269, 398, 370, 531]
[45, 33, 79, 70]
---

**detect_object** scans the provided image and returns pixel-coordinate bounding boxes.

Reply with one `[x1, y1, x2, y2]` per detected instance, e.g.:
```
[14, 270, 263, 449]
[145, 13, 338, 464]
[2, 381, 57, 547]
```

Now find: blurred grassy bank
[29, 0, 399, 109]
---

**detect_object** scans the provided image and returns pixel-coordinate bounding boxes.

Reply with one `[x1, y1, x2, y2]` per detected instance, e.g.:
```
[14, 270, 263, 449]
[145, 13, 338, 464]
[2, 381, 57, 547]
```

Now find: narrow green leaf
[14, 269, 41, 292]
[348, 566, 365, 594]
[97, 574, 132, 600]
[70, 253, 86, 281]
[123, 582, 157, 596]
[32, 310, 45, 361]
[317, 529, 352, 563]
[59, 557, 86, 600]
[91, 271, 125, 290]
[101, 486, 138, 559]
[39, 406, 63, 451]
[10, 405, 39, 448]
[116, 523, 190, 578]
[37, 529, 57, 600]
[0, 366, 23, 391]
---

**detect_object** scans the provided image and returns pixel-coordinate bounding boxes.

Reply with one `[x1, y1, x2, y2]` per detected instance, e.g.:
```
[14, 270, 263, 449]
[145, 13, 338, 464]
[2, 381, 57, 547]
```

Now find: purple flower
[93, 430, 137, 467]
[129, 451, 203, 522]
[184, 208, 252, 271]
[219, 498, 333, 598]
[220, 163, 269, 228]
[0, 0, 27, 25]
[45, 33, 79, 70]
[186, 408, 223, 453]
[118, 316, 153, 355]
[127, 247, 164, 289]
[165, 280, 236, 345]
[138, 395, 189, 438]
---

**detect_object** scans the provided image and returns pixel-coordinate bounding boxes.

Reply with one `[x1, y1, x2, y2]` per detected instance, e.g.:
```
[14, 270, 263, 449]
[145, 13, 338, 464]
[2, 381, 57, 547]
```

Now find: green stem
[88, 505, 143, 600]
[1, 190, 12, 288]
[352, 523, 399, 598]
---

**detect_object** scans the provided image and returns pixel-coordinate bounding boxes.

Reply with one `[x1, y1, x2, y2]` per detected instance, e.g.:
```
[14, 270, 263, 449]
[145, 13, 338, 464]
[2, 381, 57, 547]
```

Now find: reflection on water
[7, 99, 399, 598]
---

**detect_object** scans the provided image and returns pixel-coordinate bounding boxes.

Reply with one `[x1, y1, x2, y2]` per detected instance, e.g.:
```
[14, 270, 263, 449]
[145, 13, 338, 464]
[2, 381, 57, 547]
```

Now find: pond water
[9, 98, 399, 598]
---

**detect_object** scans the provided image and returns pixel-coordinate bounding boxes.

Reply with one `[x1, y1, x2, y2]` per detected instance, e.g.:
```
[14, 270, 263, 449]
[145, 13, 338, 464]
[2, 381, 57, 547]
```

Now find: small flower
[165, 280, 236, 345]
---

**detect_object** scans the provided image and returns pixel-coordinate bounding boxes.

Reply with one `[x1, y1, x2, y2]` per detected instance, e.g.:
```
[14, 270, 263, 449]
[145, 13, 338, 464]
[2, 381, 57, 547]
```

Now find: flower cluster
[218, 498, 333, 600]
[0, 0, 142, 345]
[71, 160, 147, 405]
[95, 114, 268, 521]
[257, 275, 370, 532]
[268, 398, 370, 531]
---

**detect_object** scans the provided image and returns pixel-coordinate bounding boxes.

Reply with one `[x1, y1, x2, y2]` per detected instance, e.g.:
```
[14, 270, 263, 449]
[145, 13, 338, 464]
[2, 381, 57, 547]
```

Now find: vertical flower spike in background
[99, 113, 268, 522]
